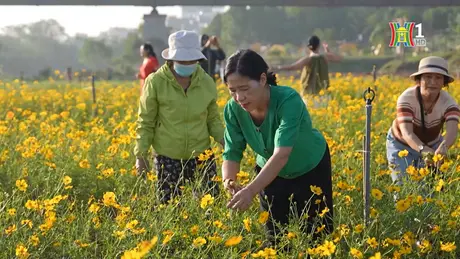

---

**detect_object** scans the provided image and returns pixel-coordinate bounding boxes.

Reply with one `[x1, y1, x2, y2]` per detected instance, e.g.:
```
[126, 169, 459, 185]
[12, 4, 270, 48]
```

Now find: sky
[0, 6, 184, 36]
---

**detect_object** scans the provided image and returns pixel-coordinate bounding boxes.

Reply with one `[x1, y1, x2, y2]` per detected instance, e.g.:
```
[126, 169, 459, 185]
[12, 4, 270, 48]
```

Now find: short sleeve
[274, 92, 306, 147]
[396, 93, 415, 124]
[444, 94, 460, 122]
[222, 102, 247, 162]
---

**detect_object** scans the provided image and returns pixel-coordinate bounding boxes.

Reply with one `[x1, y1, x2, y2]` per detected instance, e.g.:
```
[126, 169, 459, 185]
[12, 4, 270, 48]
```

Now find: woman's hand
[219, 138, 225, 149]
[434, 142, 447, 157]
[422, 146, 435, 154]
[226, 187, 256, 211]
[135, 158, 150, 178]
[223, 179, 242, 196]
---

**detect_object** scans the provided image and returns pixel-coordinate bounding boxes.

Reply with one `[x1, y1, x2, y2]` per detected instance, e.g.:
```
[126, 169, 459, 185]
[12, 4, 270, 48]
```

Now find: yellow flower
[395, 198, 411, 213]
[126, 220, 139, 230]
[349, 248, 363, 258]
[398, 150, 409, 157]
[113, 230, 126, 240]
[370, 208, 378, 218]
[5, 224, 17, 235]
[63, 175, 72, 185]
[74, 240, 90, 248]
[76, 103, 86, 110]
[224, 236, 243, 247]
[431, 225, 440, 234]
[89, 203, 101, 214]
[192, 237, 207, 248]
[121, 151, 130, 159]
[162, 234, 173, 245]
[439, 163, 449, 172]
[79, 159, 90, 169]
[29, 235, 40, 246]
[367, 237, 378, 249]
[433, 154, 443, 163]
[16, 179, 28, 192]
[386, 185, 401, 193]
[213, 220, 223, 228]
[451, 206, 460, 217]
[354, 224, 364, 233]
[200, 194, 214, 209]
[319, 207, 330, 217]
[287, 232, 296, 239]
[371, 188, 384, 200]
[236, 171, 250, 185]
[102, 168, 115, 178]
[310, 185, 323, 195]
[440, 241, 456, 252]
[251, 247, 277, 258]
[208, 234, 223, 243]
[7, 208, 16, 216]
[316, 224, 326, 233]
[15, 244, 29, 259]
[435, 179, 445, 192]
[103, 192, 117, 207]
[190, 225, 199, 235]
[258, 211, 269, 224]
[369, 252, 381, 259]
[21, 220, 33, 228]
[417, 240, 432, 253]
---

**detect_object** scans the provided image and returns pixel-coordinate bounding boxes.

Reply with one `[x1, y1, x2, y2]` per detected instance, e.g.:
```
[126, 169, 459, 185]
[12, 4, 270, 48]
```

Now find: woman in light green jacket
[134, 30, 224, 203]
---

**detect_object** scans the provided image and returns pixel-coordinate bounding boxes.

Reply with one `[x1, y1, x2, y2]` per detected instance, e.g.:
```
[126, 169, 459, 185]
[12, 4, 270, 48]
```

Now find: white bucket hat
[410, 56, 454, 83]
[161, 30, 207, 61]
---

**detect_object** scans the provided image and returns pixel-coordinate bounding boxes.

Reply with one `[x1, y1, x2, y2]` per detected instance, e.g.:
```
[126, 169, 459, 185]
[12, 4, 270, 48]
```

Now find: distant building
[166, 6, 227, 33]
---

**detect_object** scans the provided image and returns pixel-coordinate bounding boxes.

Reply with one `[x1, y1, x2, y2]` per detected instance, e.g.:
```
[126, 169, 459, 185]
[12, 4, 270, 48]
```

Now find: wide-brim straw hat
[161, 30, 207, 62]
[410, 56, 454, 83]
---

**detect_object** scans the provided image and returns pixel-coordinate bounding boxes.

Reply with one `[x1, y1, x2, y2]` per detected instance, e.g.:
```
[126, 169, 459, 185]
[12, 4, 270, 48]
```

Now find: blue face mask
[173, 63, 197, 77]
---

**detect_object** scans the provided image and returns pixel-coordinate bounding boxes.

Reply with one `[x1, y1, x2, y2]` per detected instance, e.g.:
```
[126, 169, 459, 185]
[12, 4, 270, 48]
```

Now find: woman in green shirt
[222, 49, 333, 245]
[135, 30, 225, 204]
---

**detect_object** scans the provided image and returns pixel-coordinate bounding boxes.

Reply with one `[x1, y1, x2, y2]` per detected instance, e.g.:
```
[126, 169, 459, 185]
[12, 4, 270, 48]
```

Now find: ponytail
[266, 71, 278, 86]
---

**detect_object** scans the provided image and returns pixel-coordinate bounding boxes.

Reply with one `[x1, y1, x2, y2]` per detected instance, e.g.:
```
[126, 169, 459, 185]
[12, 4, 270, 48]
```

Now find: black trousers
[154, 152, 219, 204]
[256, 144, 333, 244]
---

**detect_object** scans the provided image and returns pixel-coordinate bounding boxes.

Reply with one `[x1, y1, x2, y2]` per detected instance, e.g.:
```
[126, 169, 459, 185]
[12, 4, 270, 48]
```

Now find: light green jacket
[134, 64, 224, 159]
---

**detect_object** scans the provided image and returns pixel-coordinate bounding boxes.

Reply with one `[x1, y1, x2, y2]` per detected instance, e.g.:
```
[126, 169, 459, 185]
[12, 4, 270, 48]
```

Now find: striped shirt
[392, 86, 460, 146]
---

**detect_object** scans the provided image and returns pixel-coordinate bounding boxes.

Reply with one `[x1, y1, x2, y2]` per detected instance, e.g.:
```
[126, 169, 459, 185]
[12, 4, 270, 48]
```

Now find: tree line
[1, 7, 460, 79]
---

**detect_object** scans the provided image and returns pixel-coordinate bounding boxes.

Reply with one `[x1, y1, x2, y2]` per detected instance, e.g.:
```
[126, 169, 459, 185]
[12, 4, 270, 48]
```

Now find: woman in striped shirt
[386, 56, 460, 186]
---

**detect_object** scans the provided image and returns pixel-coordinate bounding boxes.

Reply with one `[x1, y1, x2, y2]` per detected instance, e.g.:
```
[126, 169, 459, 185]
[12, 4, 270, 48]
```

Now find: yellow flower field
[0, 74, 459, 258]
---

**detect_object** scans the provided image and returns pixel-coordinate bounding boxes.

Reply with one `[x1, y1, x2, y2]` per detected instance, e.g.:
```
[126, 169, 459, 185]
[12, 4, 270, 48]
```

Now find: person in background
[200, 34, 226, 80]
[135, 30, 225, 204]
[274, 35, 342, 107]
[137, 43, 160, 94]
[386, 56, 459, 188]
[221, 49, 333, 247]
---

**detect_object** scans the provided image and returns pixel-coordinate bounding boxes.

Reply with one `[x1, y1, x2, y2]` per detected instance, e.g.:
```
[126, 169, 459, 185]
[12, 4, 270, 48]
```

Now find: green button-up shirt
[134, 64, 224, 160]
[222, 85, 326, 179]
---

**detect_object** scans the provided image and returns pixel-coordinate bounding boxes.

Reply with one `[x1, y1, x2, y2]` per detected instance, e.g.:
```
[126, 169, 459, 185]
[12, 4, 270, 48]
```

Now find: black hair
[308, 35, 320, 51]
[141, 43, 156, 57]
[201, 34, 209, 46]
[414, 74, 450, 87]
[224, 49, 277, 86]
